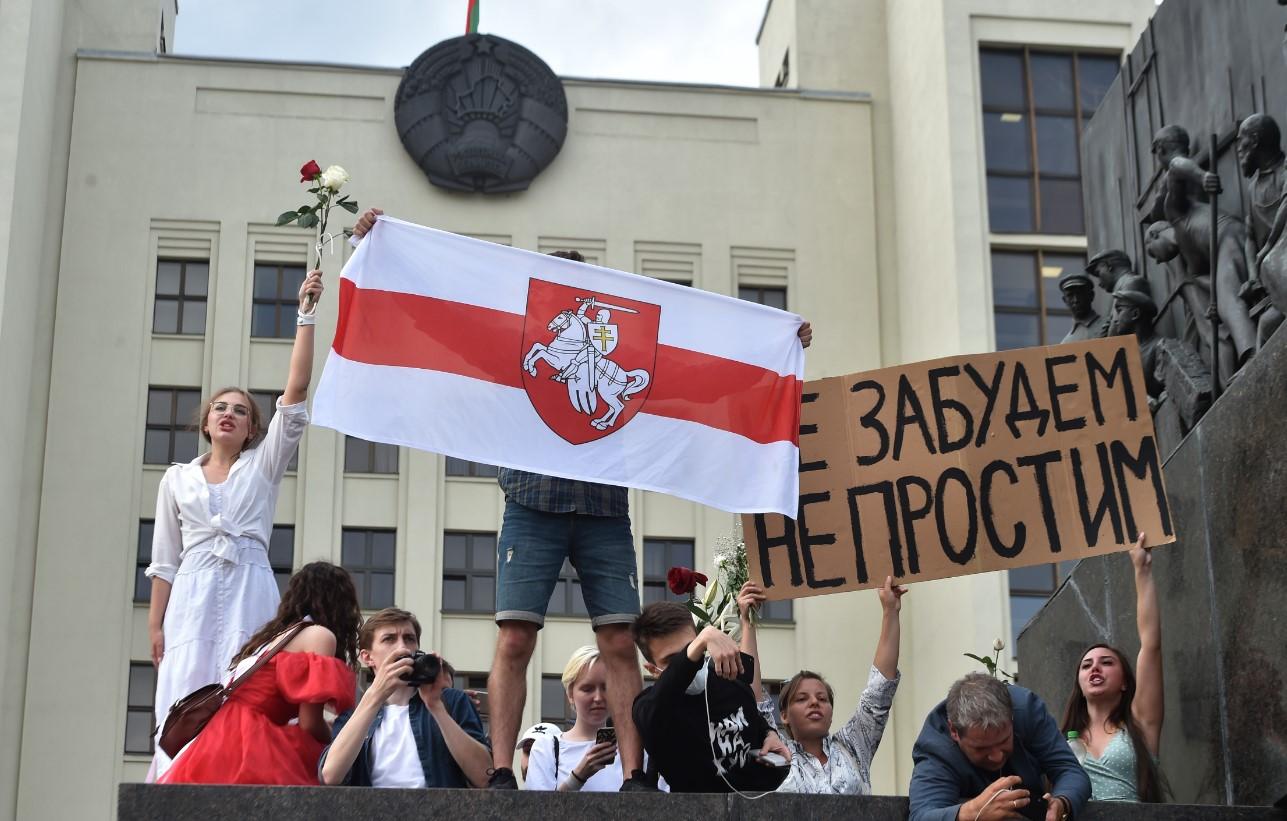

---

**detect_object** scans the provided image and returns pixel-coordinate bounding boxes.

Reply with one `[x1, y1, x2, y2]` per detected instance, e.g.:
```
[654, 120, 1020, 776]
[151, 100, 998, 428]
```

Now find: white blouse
[760, 665, 900, 795]
[145, 398, 308, 582]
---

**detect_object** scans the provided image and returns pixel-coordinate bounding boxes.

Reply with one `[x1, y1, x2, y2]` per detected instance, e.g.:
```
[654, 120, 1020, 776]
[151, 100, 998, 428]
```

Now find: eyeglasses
[210, 401, 251, 417]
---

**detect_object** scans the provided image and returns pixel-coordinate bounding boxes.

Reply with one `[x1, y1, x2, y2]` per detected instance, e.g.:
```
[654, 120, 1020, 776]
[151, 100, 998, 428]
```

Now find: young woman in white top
[743, 576, 905, 795]
[145, 269, 323, 779]
[524, 646, 626, 792]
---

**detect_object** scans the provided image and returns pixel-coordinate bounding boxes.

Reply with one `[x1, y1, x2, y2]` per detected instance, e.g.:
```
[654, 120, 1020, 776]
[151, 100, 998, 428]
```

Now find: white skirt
[147, 542, 280, 779]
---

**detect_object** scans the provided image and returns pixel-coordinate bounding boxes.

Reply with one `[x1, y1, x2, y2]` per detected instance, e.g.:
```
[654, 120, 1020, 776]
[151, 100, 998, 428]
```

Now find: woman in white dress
[146, 269, 323, 778]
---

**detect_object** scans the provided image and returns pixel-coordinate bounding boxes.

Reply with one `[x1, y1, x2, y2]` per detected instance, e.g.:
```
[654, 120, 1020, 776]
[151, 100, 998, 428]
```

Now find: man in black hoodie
[909, 672, 1089, 821]
[631, 601, 792, 792]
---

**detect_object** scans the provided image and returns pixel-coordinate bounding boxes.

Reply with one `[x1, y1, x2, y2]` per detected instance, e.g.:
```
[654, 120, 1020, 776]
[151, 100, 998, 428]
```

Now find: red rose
[299, 160, 322, 182]
[666, 566, 708, 596]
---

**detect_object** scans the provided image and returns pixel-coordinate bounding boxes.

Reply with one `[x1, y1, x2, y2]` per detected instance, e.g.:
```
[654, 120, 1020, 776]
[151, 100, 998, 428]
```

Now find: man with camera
[319, 608, 492, 787]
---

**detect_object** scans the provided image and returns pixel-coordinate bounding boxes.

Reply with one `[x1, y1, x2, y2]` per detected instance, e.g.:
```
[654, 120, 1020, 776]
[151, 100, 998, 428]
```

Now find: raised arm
[873, 576, 906, 680]
[281, 270, 323, 406]
[736, 581, 768, 701]
[1129, 533, 1164, 755]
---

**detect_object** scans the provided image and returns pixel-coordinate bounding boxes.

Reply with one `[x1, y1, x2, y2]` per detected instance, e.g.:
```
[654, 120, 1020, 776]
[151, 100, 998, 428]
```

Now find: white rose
[320, 164, 350, 192]
[993, 638, 1005, 652]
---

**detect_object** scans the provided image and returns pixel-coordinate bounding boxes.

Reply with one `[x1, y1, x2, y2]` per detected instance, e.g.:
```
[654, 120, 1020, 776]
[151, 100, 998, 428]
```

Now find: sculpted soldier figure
[1058, 270, 1102, 343]
[1083, 250, 1133, 337]
[1108, 275, 1165, 402]
[1146, 124, 1258, 367]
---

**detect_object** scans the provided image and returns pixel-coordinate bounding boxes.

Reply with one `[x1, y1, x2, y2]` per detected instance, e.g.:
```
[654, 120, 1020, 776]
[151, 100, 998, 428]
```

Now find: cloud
[173, 0, 763, 87]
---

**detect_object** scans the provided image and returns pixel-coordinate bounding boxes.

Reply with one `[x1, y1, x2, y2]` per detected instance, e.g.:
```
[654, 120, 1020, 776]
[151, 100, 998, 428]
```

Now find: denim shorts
[495, 500, 640, 629]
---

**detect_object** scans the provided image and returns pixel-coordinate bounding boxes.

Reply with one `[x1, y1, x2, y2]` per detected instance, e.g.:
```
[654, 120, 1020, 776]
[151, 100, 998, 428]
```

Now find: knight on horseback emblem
[522, 295, 653, 432]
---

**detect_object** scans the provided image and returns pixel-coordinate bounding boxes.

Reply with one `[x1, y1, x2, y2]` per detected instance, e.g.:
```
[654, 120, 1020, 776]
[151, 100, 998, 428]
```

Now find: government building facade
[0, 0, 1152, 817]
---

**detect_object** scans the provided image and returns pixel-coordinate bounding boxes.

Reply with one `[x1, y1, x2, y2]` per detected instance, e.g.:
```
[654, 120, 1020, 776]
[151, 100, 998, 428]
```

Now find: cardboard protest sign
[743, 337, 1175, 601]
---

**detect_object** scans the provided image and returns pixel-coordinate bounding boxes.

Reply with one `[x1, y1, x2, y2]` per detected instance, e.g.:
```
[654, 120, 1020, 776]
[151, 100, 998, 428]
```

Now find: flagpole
[466, 0, 479, 34]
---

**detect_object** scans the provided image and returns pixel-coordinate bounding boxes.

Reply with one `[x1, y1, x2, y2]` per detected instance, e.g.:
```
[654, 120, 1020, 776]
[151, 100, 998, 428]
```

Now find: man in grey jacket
[909, 673, 1089, 821]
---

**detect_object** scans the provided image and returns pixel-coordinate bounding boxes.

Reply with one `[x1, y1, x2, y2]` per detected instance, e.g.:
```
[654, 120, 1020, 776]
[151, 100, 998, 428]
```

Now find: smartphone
[465, 689, 489, 716]
[595, 727, 617, 745]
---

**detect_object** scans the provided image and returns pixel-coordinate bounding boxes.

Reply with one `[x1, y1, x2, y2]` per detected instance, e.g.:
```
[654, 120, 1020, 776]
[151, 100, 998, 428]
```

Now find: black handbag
[157, 621, 307, 758]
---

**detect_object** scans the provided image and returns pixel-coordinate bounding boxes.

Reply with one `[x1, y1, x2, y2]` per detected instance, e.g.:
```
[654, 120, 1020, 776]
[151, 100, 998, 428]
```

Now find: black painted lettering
[798, 396, 827, 473]
[752, 513, 803, 589]
[964, 361, 1006, 446]
[980, 459, 1026, 558]
[797, 491, 843, 588]
[934, 467, 978, 565]
[1110, 437, 1174, 538]
[1005, 362, 1051, 439]
[847, 482, 900, 584]
[1016, 450, 1064, 553]
[928, 365, 975, 453]
[1044, 354, 1086, 432]
[851, 380, 889, 466]
[893, 375, 938, 461]
[894, 475, 931, 576]
[1086, 347, 1138, 425]
[1070, 443, 1124, 546]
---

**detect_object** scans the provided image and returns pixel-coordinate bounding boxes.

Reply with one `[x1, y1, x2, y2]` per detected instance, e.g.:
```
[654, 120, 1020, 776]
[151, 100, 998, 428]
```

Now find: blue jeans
[495, 500, 640, 628]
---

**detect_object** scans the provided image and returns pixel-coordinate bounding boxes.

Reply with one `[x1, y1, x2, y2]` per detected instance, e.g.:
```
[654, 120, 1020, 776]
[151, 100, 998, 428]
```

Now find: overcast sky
[173, 0, 765, 87]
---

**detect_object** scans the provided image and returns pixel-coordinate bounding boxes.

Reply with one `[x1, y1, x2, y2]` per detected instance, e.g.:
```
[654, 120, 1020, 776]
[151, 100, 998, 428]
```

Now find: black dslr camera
[400, 651, 442, 687]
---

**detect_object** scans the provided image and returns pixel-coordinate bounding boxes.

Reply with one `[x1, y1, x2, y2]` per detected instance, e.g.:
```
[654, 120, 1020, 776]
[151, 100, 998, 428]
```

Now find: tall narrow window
[738, 286, 788, 311]
[445, 458, 500, 478]
[991, 250, 1084, 350]
[124, 662, 157, 755]
[642, 538, 695, 605]
[153, 260, 209, 335]
[144, 387, 201, 465]
[980, 48, 1118, 235]
[251, 263, 307, 339]
[345, 436, 400, 474]
[268, 526, 296, 594]
[134, 520, 154, 603]
[441, 531, 497, 614]
[341, 528, 396, 610]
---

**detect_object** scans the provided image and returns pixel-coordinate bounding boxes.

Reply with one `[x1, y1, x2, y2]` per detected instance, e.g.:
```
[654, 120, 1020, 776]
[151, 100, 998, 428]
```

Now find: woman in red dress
[160, 561, 362, 785]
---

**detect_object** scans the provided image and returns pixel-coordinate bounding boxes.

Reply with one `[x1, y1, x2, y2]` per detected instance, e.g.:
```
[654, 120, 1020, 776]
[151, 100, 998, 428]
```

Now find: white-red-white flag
[312, 216, 804, 515]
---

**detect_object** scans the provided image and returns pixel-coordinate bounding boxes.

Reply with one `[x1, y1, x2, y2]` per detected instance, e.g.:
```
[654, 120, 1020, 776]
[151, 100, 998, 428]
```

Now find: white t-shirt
[525, 734, 669, 792]
[526, 734, 623, 792]
[369, 704, 427, 788]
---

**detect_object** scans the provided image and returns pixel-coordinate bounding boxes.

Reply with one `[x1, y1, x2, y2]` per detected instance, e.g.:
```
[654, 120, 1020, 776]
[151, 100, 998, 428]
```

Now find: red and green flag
[466, 0, 480, 34]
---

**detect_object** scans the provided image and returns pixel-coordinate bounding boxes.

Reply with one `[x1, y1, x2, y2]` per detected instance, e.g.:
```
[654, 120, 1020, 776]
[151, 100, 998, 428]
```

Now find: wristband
[296, 309, 317, 326]
[565, 771, 585, 791]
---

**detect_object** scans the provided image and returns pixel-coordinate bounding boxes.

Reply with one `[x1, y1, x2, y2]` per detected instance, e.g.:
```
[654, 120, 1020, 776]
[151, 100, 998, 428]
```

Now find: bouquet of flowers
[667, 528, 757, 640]
[276, 160, 357, 307]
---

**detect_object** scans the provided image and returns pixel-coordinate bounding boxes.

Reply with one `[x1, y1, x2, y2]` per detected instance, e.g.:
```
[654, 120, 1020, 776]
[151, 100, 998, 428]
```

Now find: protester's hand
[365, 653, 415, 704]
[569, 739, 617, 783]
[758, 730, 792, 764]
[1128, 531, 1151, 573]
[352, 207, 383, 240]
[465, 689, 484, 713]
[1043, 794, 1071, 821]
[150, 625, 165, 667]
[797, 321, 812, 349]
[737, 580, 766, 621]
[417, 654, 452, 710]
[877, 575, 908, 613]
[1202, 171, 1222, 194]
[298, 269, 323, 311]
[961, 775, 1029, 821]
[699, 626, 744, 680]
